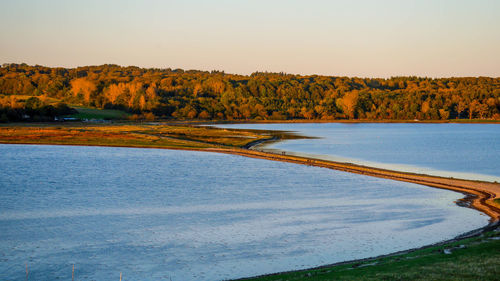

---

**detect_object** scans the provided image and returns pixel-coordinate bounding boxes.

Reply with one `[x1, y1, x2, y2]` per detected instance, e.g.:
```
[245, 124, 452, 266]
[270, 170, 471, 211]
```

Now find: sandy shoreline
[2, 135, 500, 280]
[4, 139, 499, 222]
[209, 146, 500, 223]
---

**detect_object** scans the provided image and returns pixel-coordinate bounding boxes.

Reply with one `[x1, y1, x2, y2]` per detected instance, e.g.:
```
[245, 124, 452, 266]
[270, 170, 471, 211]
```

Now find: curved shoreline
[209, 145, 500, 223]
[235, 221, 499, 281]
[218, 138, 500, 279]
[4, 139, 499, 222]
[2, 126, 500, 279]
[2, 139, 500, 280]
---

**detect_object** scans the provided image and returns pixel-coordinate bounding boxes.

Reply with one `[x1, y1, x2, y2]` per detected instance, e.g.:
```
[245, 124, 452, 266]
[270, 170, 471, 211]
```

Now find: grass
[2, 122, 500, 280]
[0, 123, 272, 149]
[494, 198, 500, 207]
[0, 125, 203, 149]
[0, 94, 131, 120]
[242, 229, 500, 281]
[69, 106, 131, 120]
[139, 125, 276, 147]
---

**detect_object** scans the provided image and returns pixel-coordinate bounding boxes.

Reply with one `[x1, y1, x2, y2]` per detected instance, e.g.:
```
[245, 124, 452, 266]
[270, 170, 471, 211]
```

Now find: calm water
[0, 144, 488, 280]
[215, 123, 500, 182]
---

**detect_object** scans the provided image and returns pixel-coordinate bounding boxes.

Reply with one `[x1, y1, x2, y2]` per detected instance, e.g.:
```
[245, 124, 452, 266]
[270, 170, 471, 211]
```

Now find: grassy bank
[495, 198, 500, 207]
[1, 122, 499, 280]
[69, 106, 131, 120]
[0, 123, 277, 149]
[241, 228, 500, 281]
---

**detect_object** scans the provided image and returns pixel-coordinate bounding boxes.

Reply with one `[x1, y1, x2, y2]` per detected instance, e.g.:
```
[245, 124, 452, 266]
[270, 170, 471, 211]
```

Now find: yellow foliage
[421, 101, 430, 113]
[341, 91, 359, 119]
[105, 83, 127, 104]
[70, 78, 96, 103]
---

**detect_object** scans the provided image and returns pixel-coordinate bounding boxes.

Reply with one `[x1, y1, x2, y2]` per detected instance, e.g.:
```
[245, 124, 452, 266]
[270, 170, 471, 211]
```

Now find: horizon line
[2, 62, 499, 80]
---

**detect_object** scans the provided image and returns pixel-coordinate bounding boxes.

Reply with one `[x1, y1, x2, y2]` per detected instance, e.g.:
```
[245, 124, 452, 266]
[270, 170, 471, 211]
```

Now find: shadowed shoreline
[208, 145, 500, 223]
[1, 122, 499, 280]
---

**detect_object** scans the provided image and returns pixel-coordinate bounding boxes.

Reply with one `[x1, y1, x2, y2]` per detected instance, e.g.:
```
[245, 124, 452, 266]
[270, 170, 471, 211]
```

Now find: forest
[1, 63, 499, 122]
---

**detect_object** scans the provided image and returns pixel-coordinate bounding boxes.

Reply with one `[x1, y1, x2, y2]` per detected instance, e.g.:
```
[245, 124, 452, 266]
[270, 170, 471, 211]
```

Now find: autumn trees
[0, 63, 499, 121]
[0, 95, 75, 122]
[337, 91, 359, 119]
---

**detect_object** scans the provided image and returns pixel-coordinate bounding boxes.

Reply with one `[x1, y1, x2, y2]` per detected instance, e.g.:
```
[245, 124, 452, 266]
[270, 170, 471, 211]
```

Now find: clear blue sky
[1, 0, 499, 77]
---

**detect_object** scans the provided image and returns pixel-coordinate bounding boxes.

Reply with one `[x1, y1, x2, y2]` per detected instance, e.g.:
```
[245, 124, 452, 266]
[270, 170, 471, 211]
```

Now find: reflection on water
[0, 144, 488, 280]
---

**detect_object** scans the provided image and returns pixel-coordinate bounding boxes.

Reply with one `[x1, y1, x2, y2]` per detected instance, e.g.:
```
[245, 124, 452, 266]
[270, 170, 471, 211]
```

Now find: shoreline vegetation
[1, 121, 500, 280]
[201, 118, 500, 124]
[1, 122, 499, 222]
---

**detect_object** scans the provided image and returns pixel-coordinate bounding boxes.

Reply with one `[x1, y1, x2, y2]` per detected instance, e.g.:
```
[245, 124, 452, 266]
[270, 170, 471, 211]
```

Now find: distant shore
[191, 118, 500, 125]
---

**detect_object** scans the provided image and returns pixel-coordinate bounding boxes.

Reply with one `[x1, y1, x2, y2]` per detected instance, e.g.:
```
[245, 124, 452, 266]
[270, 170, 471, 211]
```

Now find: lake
[214, 123, 500, 182]
[0, 144, 489, 280]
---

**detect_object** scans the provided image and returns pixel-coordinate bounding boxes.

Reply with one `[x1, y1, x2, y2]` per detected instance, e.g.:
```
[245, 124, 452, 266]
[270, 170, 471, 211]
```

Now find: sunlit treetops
[0, 63, 499, 121]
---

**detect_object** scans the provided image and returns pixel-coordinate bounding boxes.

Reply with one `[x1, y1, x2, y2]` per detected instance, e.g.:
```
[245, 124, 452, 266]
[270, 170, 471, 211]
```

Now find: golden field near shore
[0, 123, 269, 149]
[1, 122, 499, 223]
[2, 122, 500, 281]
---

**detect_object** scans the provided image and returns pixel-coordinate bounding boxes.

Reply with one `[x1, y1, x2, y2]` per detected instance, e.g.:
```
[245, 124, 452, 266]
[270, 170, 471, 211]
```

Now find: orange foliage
[70, 78, 96, 104]
[341, 91, 359, 119]
[421, 101, 430, 113]
[3, 63, 500, 121]
[105, 83, 126, 104]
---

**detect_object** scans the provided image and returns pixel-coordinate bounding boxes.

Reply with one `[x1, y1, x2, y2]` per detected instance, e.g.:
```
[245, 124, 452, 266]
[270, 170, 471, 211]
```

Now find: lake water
[0, 144, 489, 280]
[214, 123, 500, 182]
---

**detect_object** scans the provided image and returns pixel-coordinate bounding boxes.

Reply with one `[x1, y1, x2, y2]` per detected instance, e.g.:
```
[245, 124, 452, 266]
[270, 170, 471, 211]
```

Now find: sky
[1, 0, 499, 78]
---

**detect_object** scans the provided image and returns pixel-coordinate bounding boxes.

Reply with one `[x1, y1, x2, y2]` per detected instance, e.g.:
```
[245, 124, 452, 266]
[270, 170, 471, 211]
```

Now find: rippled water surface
[0, 144, 489, 280]
[215, 123, 500, 182]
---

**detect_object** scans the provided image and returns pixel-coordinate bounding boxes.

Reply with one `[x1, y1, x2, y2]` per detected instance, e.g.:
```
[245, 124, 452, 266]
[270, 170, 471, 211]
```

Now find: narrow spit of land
[1, 123, 499, 222]
[211, 147, 500, 223]
[2, 122, 500, 280]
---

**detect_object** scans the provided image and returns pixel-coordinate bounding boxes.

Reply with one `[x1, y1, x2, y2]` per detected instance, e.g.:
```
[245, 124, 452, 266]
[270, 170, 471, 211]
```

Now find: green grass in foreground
[243, 229, 500, 281]
[70, 107, 130, 120]
[494, 199, 500, 207]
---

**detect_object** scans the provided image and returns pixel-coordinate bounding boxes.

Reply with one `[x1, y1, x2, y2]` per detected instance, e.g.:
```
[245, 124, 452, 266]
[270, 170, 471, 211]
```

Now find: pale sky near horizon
[1, 0, 499, 78]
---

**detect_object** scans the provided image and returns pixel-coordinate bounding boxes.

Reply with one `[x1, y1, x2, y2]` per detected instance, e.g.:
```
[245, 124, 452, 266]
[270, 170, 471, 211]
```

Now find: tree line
[0, 94, 75, 122]
[1, 63, 499, 121]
